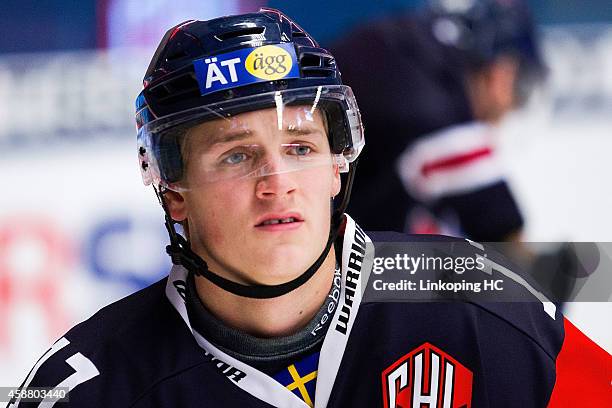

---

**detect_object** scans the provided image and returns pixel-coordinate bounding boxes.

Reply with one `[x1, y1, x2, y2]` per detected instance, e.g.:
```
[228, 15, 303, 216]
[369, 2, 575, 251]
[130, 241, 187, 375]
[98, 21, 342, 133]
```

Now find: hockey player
[331, 0, 545, 241]
[331, 0, 581, 304]
[10, 8, 610, 408]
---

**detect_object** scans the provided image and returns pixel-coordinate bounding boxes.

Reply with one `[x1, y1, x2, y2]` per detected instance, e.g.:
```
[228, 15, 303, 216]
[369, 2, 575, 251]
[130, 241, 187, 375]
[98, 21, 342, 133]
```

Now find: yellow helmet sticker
[245, 45, 293, 80]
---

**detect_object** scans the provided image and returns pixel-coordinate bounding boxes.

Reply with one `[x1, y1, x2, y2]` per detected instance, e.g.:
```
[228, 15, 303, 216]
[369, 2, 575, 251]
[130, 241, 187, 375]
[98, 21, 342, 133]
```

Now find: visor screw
[139, 146, 146, 156]
[141, 161, 149, 171]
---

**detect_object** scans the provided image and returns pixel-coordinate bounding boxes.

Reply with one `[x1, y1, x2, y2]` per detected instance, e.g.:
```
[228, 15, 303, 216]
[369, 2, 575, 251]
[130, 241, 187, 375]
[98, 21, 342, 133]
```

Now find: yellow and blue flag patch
[272, 351, 320, 407]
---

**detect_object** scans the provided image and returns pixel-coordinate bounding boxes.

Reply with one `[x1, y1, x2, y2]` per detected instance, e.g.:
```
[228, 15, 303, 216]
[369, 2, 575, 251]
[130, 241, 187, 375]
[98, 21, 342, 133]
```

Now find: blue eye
[223, 152, 248, 165]
[290, 145, 311, 156]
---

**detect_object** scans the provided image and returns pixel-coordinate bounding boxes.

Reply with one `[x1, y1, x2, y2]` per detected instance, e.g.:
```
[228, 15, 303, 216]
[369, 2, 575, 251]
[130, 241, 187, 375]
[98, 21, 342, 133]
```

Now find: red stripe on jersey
[547, 318, 612, 407]
[421, 147, 492, 177]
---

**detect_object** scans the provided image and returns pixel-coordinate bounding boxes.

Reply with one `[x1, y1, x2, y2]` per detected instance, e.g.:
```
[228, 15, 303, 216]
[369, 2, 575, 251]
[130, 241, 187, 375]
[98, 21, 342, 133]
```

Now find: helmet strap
[154, 160, 358, 299]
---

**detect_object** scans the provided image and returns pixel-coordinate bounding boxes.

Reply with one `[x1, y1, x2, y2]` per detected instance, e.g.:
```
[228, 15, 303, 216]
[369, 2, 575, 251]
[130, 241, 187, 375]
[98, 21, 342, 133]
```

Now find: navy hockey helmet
[136, 8, 363, 191]
[424, 0, 543, 68]
[135, 8, 363, 299]
[422, 0, 546, 104]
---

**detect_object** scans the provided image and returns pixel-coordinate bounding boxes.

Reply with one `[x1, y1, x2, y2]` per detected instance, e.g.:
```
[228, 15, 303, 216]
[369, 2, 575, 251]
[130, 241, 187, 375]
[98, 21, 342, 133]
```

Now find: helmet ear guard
[136, 8, 364, 298]
[155, 127, 187, 186]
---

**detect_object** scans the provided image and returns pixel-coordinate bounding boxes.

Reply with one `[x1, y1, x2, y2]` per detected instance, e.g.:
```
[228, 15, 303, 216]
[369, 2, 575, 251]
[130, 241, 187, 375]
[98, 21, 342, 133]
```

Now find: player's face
[466, 56, 519, 123]
[165, 106, 341, 285]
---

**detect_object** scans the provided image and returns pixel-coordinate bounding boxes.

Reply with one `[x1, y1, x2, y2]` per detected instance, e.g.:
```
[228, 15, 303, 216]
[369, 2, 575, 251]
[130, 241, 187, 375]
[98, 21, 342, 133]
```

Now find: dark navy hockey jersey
[9, 216, 611, 407]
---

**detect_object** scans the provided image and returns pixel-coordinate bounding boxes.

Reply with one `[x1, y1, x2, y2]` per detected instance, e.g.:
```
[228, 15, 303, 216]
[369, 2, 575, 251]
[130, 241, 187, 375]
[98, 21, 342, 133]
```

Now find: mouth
[255, 213, 304, 230]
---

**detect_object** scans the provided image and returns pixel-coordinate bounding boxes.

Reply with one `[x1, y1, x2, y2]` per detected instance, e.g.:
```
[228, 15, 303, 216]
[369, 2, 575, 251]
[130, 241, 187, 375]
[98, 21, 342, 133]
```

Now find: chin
[254, 270, 303, 286]
[251, 245, 316, 285]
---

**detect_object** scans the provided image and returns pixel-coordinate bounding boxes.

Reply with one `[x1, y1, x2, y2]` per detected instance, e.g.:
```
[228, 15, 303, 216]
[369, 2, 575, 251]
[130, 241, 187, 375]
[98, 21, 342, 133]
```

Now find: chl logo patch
[382, 343, 473, 408]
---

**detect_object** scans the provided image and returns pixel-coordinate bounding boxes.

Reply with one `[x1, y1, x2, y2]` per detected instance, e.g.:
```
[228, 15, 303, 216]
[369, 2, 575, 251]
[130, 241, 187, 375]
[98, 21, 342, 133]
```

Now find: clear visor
[138, 85, 364, 192]
[179, 107, 339, 189]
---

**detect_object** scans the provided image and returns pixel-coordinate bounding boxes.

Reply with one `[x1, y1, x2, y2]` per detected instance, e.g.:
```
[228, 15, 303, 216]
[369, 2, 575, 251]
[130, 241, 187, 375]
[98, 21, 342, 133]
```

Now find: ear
[164, 190, 188, 222]
[331, 163, 341, 198]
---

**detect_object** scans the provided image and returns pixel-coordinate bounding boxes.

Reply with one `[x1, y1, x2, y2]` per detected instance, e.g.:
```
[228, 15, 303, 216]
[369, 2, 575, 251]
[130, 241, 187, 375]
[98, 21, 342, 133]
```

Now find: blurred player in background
[331, 0, 546, 241]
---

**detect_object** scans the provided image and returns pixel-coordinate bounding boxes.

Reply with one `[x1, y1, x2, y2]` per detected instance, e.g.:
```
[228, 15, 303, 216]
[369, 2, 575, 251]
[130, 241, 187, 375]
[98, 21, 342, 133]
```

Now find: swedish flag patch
[272, 351, 320, 407]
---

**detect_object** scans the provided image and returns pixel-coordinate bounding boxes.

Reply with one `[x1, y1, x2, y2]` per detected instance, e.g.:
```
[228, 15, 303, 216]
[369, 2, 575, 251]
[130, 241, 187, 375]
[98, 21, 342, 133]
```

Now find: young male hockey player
[11, 8, 610, 408]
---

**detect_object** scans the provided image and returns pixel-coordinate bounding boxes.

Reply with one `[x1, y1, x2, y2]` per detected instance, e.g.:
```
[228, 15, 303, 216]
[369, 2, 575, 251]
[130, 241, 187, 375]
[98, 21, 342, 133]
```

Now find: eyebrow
[206, 125, 324, 148]
[207, 130, 252, 148]
[284, 125, 323, 135]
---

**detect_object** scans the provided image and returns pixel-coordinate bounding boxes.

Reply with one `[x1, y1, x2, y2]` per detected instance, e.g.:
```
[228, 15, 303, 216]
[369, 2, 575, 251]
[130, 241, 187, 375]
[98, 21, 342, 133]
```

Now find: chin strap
[156, 159, 358, 299]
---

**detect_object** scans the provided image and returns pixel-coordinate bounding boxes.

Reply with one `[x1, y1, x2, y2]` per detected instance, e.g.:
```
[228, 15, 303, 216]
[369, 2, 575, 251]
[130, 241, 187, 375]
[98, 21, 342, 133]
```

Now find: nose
[255, 158, 297, 200]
